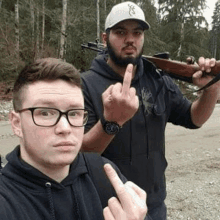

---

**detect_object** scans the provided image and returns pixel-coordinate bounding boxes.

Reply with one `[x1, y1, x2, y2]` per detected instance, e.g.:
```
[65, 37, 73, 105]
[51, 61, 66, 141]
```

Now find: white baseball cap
[105, 1, 150, 31]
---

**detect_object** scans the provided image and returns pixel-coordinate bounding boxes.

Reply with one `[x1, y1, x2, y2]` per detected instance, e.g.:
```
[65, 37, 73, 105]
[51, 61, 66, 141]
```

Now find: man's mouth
[54, 141, 75, 147]
[123, 46, 136, 54]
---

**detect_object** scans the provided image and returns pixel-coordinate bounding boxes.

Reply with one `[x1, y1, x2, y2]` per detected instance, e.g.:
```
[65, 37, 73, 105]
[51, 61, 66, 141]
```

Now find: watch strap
[100, 117, 121, 135]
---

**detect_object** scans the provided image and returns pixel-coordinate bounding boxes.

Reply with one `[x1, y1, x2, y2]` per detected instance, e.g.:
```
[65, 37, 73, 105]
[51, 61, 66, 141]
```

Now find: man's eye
[69, 111, 76, 117]
[69, 110, 84, 118]
[134, 31, 143, 36]
[40, 111, 50, 116]
[69, 111, 82, 117]
[36, 109, 56, 117]
[116, 31, 125, 36]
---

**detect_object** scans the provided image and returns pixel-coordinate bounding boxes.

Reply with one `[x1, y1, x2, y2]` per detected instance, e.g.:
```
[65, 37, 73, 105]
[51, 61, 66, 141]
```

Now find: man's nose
[125, 32, 135, 43]
[55, 115, 72, 134]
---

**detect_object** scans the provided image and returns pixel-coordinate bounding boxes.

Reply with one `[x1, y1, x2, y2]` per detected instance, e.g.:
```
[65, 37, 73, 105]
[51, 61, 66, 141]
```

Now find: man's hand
[103, 164, 147, 220]
[192, 57, 220, 91]
[102, 64, 139, 126]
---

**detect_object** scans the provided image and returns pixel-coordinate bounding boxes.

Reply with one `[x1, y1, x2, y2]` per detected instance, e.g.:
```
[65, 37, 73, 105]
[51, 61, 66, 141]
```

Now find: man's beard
[107, 40, 143, 67]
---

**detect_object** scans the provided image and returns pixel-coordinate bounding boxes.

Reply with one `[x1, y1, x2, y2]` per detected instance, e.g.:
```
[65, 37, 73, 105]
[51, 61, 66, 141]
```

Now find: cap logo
[128, 4, 135, 16]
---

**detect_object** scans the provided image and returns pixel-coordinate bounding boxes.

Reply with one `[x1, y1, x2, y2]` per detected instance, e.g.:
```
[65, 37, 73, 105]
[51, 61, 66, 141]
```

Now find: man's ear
[102, 32, 107, 47]
[9, 110, 23, 138]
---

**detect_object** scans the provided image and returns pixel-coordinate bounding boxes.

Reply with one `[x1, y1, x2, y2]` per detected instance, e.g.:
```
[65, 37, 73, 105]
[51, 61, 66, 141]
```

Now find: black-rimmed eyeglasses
[16, 107, 89, 127]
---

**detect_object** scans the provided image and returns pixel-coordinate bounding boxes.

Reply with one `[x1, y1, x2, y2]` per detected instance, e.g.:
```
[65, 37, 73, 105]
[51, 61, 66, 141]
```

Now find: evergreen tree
[210, 0, 220, 59]
[158, 0, 210, 61]
[157, 0, 212, 101]
[139, 0, 167, 55]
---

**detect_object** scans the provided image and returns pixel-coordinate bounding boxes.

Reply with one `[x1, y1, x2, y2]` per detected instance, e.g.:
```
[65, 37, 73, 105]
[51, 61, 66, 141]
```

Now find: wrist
[103, 113, 125, 127]
[202, 85, 220, 95]
[100, 117, 122, 135]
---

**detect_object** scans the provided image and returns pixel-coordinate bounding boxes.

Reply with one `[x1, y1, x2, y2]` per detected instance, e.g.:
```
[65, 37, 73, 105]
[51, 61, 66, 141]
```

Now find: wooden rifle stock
[81, 42, 220, 83]
[144, 55, 220, 83]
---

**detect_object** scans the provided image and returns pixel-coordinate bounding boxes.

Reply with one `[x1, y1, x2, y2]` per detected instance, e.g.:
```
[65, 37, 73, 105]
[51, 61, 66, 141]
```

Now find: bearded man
[81, 2, 220, 219]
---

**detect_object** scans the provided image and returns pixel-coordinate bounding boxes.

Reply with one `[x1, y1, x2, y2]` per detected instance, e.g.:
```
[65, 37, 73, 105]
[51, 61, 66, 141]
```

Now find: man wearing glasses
[0, 58, 147, 220]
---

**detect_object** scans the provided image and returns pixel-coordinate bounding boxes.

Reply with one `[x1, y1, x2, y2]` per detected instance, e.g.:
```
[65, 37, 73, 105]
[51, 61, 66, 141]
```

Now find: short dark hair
[13, 58, 81, 111]
[105, 28, 111, 35]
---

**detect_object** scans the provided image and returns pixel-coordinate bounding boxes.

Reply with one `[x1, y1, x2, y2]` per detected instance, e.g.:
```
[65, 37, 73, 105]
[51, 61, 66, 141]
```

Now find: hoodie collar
[3, 146, 88, 190]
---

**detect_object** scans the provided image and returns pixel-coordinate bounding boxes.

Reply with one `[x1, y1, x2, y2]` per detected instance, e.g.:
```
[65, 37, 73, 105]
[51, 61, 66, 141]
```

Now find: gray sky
[155, 0, 217, 28]
[203, 0, 218, 28]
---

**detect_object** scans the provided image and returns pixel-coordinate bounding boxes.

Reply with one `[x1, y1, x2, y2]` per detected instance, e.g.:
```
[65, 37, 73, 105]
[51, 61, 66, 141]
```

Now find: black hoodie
[0, 146, 127, 220]
[81, 54, 198, 207]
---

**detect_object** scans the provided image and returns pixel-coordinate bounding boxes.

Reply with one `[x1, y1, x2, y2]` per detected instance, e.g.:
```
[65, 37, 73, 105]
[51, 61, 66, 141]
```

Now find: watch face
[105, 122, 120, 135]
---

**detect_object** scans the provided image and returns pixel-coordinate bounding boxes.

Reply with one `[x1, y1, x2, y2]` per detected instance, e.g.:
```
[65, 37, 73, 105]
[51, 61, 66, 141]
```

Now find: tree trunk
[213, 34, 217, 59]
[59, 0, 68, 60]
[41, 0, 45, 52]
[30, 0, 35, 49]
[15, 0, 19, 58]
[96, 0, 100, 41]
[82, 2, 85, 42]
[177, 22, 184, 58]
[35, 8, 40, 60]
[104, 0, 106, 21]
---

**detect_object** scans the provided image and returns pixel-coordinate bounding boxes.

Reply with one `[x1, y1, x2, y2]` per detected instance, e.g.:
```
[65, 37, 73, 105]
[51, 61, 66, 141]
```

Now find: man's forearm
[191, 87, 219, 127]
[81, 120, 115, 154]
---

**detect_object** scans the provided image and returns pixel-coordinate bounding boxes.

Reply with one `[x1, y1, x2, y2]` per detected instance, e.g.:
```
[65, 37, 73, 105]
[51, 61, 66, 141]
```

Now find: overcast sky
[203, 0, 218, 28]
[155, 0, 218, 29]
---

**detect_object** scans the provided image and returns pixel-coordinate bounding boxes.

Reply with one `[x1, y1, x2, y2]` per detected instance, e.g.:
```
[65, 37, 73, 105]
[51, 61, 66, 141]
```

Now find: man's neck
[38, 165, 70, 183]
[20, 152, 70, 183]
[107, 58, 137, 78]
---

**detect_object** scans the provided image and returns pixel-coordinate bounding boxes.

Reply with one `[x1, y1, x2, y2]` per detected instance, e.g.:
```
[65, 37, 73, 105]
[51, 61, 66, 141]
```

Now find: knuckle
[116, 187, 127, 197]
[103, 207, 110, 216]
[130, 88, 137, 96]
[120, 97, 127, 105]
[108, 197, 117, 206]
[130, 207, 147, 220]
[143, 191, 147, 199]
[140, 188, 147, 196]
[129, 212, 139, 220]
[140, 205, 148, 215]
[107, 198, 124, 214]
[126, 181, 133, 185]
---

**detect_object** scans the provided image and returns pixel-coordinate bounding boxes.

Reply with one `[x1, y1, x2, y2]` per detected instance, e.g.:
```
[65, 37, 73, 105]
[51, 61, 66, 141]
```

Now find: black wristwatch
[101, 117, 121, 135]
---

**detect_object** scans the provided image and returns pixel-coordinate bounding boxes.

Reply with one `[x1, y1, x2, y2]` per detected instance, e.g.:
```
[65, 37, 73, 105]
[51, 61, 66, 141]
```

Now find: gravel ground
[165, 106, 220, 220]
[0, 100, 13, 121]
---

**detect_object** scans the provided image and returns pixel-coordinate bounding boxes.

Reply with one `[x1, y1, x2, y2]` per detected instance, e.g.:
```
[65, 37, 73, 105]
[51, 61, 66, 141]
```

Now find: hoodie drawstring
[129, 120, 133, 165]
[45, 182, 56, 220]
[71, 186, 81, 220]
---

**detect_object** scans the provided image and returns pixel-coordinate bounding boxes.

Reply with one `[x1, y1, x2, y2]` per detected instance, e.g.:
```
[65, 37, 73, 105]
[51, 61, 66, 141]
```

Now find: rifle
[81, 42, 220, 85]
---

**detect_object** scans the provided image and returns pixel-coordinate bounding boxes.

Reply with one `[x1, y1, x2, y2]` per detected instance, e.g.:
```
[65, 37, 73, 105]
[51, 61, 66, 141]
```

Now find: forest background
[1, 0, 220, 100]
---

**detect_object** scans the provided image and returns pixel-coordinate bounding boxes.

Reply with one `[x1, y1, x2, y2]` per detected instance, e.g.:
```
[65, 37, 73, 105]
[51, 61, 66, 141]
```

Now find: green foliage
[158, 0, 210, 61]
[210, 0, 220, 59]
[157, 0, 213, 100]
[141, 0, 167, 55]
[0, 7, 24, 81]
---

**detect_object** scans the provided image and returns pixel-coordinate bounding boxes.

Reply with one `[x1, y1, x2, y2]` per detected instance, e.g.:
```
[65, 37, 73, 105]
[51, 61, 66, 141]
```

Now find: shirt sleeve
[163, 75, 199, 129]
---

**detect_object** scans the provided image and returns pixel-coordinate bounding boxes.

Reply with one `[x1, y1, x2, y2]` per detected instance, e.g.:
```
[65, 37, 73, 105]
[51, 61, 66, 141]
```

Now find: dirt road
[0, 105, 220, 219]
[165, 104, 220, 219]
